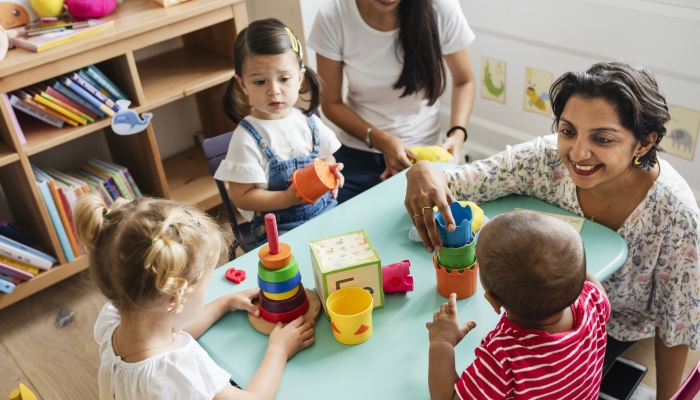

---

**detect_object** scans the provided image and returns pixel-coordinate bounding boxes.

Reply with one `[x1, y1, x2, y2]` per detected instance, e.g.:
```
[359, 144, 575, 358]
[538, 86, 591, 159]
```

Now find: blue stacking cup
[435, 203, 473, 247]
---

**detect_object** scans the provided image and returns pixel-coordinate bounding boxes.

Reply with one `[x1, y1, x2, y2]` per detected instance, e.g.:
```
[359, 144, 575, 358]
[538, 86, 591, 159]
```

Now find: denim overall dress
[240, 114, 337, 246]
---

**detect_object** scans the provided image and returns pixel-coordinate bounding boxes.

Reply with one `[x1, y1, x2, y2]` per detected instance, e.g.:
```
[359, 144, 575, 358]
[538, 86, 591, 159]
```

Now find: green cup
[437, 236, 476, 270]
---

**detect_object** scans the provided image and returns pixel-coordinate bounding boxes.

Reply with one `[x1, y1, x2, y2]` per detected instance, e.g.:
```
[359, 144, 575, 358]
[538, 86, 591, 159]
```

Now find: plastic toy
[432, 202, 479, 299]
[225, 268, 246, 284]
[433, 201, 485, 232]
[289, 158, 336, 204]
[8, 383, 37, 400]
[111, 100, 153, 136]
[248, 213, 321, 335]
[310, 229, 384, 319]
[326, 287, 373, 345]
[410, 145, 452, 163]
[30, 0, 63, 20]
[0, 0, 37, 29]
[64, 0, 116, 19]
[382, 260, 413, 293]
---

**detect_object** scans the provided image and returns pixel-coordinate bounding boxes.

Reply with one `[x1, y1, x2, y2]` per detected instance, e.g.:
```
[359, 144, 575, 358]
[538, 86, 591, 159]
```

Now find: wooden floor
[1, 270, 698, 399]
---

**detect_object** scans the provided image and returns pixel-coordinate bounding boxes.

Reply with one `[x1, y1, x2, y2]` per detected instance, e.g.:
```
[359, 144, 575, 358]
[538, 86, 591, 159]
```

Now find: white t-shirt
[214, 108, 341, 221]
[94, 303, 231, 400]
[307, 0, 475, 152]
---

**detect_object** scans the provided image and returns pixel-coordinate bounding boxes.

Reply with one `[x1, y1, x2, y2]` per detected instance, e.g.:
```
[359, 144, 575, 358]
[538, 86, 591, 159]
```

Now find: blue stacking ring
[258, 271, 302, 294]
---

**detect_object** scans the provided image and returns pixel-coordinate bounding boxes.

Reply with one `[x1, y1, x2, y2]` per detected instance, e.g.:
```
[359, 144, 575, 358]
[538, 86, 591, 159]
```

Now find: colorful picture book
[0, 225, 59, 293]
[8, 19, 114, 52]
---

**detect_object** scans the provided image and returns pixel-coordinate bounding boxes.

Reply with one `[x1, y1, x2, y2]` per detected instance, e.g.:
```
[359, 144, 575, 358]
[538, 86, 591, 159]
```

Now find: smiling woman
[404, 61, 700, 399]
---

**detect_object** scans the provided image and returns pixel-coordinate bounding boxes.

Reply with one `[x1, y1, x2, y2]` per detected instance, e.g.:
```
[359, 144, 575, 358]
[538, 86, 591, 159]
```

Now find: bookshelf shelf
[137, 47, 235, 110]
[0, 0, 248, 309]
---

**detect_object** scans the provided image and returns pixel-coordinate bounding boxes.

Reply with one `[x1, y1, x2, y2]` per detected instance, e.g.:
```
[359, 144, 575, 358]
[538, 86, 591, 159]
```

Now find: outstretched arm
[228, 182, 302, 212]
[441, 47, 476, 162]
[184, 288, 260, 339]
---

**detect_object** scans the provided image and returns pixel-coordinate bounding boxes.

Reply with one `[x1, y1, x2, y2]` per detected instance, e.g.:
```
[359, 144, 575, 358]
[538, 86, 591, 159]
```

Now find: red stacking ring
[259, 297, 309, 324]
[260, 283, 306, 314]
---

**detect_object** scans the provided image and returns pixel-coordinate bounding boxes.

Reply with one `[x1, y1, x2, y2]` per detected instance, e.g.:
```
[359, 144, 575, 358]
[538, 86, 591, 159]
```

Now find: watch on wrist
[365, 126, 374, 148]
[446, 126, 468, 142]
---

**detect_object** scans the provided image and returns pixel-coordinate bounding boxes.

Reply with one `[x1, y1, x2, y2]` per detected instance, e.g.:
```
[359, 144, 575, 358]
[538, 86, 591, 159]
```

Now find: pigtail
[222, 75, 251, 124]
[300, 66, 322, 116]
[74, 194, 129, 252]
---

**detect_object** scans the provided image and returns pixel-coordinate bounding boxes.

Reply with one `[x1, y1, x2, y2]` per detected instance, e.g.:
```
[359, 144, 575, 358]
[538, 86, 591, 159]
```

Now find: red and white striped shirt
[455, 282, 611, 400]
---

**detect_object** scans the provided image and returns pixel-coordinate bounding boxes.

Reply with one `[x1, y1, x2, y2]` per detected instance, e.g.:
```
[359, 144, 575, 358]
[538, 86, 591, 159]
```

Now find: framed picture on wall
[661, 104, 700, 161]
[481, 56, 506, 104]
[523, 67, 553, 117]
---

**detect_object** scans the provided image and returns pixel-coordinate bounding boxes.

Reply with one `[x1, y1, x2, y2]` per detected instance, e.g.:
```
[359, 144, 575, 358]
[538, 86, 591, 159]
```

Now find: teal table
[199, 165, 627, 399]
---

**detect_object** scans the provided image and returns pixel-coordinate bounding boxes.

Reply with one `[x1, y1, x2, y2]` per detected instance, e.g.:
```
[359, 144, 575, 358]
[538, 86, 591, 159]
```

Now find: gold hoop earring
[633, 156, 642, 166]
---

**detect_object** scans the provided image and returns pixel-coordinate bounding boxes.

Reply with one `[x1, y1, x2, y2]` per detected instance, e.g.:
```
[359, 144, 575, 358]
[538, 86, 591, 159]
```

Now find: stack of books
[33, 159, 142, 263]
[0, 222, 58, 294]
[6, 65, 128, 137]
[8, 19, 114, 53]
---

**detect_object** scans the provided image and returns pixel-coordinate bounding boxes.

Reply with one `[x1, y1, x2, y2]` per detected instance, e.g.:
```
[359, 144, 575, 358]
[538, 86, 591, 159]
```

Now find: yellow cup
[326, 287, 373, 345]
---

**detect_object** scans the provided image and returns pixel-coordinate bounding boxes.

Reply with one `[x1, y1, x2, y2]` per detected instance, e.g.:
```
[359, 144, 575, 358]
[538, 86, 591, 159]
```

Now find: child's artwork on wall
[523, 67, 552, 116]
[660, 104, 699, 161]
[515, 208, 584, 232]
[481, 56, 506, 104]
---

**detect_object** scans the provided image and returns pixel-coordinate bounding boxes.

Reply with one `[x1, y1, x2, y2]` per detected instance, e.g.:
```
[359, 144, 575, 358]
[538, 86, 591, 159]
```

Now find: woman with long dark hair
[308, 0, 476, 203]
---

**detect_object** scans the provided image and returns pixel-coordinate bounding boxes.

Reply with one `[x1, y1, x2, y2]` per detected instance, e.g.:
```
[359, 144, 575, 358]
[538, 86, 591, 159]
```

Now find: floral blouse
[445, 134, 700, 349]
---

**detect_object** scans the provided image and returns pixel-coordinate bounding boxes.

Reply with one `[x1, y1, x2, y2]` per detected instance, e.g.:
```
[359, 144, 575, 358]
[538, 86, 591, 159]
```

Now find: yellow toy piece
[31, 0, 64, 19]
[8, 383, 37, 400]
[410, 146, 452, 163]
[433, 201, 485, 231]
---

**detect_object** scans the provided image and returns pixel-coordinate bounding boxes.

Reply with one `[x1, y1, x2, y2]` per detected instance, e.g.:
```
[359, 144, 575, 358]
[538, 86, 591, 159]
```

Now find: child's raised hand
[225, 287, 261, 317]
[426, 293, 476, 347]
[268, 316, 315, 360]
[328, 162, 344, 199]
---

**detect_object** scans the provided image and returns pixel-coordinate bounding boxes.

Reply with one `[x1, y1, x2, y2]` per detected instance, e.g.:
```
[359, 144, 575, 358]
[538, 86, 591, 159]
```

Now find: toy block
[310, 230, 384, 319]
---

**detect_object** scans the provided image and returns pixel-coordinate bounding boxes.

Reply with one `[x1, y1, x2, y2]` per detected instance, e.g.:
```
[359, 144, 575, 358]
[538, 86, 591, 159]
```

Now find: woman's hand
[226, 287, 261, 317]
[405, 160, 457, 252]
[373, 130, 416, 180]
[268, 317, 316, 360]
[441, 131, 465, 164]
[328, 162, 345, 199]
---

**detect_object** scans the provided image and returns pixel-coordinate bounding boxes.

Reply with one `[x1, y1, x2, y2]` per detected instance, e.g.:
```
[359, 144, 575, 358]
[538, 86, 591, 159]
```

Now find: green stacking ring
[258, 255, 299, 283]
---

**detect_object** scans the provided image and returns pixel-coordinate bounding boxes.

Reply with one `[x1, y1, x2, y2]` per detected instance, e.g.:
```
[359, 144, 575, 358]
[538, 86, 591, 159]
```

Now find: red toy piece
[225, 268, 247, 284]
[265, 213, 280, 255]
[382, 260, 414, 293]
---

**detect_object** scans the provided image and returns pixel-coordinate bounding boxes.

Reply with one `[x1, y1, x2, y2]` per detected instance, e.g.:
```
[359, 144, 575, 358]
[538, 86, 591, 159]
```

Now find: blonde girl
[75, 195, 315, 400]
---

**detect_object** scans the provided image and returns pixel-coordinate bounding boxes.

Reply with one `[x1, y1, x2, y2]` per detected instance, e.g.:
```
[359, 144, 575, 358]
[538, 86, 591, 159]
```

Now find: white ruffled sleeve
[213, 126, 267, 185]
[94, 302, 120, 345]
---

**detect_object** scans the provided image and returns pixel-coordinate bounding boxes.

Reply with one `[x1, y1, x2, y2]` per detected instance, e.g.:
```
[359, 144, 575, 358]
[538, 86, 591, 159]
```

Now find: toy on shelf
[249, 213, 321, 335]
[326, 287, 374, 345]
[433, 202, 479, 300]
[410, 145, 452, 163]
[31, 0, 64, 21]
[8, 383, 37, 400]
[310, 229, 384, 319]
[382, 259, 413, 293]
[289, 158, 336, 204]
[64, 0, 116, 19]
[153, 0, 192, 8]
[0, 0, 38, 29]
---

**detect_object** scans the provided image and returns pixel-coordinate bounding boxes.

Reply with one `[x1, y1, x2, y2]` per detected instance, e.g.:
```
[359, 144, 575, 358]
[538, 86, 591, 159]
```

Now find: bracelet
[365, 126, 374, 148]
[446, 126, 468, 142]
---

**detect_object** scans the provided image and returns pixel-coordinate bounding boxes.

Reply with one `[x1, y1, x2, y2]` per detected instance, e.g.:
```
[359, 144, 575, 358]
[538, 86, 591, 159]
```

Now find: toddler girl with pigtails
[74, 195, 315, 400]
[216, 18, 344, 246]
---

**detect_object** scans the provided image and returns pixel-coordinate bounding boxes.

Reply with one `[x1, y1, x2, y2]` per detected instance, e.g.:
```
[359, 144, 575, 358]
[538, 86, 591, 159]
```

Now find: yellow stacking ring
[263, 285, 299, 301]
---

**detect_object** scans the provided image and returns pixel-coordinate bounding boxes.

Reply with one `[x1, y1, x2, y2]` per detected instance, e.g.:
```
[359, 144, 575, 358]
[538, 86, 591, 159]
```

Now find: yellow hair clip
[284, 27, 299, 54]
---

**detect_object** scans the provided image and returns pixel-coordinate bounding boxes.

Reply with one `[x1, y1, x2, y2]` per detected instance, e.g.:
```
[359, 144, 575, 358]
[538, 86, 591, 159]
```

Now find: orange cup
[290, 159, 336, 204]
[433, 254, 479, 300]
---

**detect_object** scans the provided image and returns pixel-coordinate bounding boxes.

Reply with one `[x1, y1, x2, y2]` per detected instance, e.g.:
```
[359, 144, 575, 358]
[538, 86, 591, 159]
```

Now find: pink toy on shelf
[382, 260, 414, 293]
[64, 0, 117, 19]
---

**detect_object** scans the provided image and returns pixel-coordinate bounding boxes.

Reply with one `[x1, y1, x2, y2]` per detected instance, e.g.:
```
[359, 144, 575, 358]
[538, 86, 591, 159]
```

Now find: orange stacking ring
[258, 242, 292, 270]
[263, 285, 299, 301]
[289, 159, 337, 204]
[259, 297, 309, 324]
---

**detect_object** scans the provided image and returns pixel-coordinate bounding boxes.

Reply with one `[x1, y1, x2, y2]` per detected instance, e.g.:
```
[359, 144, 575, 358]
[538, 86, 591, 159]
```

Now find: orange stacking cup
[290, 159, 336, 204]
[433, 254, 479, 300]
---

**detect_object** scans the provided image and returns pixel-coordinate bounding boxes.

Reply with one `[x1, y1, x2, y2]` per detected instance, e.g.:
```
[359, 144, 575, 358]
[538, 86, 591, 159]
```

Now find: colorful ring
[258, 256, 298, 283]
[258, 242, 292, 270]
[257, 271, 301, 294]
[260, 297, 309, 324]
[263, 285, 299, 301]
[260, 284, 306, 314]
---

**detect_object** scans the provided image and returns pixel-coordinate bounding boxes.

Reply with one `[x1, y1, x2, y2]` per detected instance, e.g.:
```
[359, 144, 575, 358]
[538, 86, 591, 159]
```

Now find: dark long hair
[394, 0, 446, 105]
[223, 18, 322, 123]
[550, 61, 670, 170]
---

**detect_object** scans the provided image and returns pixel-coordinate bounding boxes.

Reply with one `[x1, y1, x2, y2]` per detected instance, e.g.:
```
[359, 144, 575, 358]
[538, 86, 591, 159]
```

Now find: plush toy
[64, 0, 116, 19]
[31, 0, 63, 20]
[0, 0, 38, 29]
[0, 26, 8, 61]
[410, 145, 453, 163]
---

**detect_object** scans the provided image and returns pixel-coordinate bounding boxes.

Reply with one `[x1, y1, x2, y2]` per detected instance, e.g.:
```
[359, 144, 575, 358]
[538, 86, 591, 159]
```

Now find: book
[91, 159, 140, 198]
[0, 221, 37, 247]
[68, 72, 119, 112]
[0, 254, 40, 275]
[51, 80, 105, 118]
[0, 277, 15, 294]
[47, 179, 81, 257]
[77, 70, 114, 101]
[79, 164, 120, 201]
[14, 90, 78, 127]
[9, 94, 65, 128]
[45, 86, 98, 119]
[45, 170, 85, 255]
[85, 65, 127, 101]
[2, 94, 26, 145]
[33, 94, 88, 125]
[0, 272, 22, 285]
[69, 171, 113, 205]
[87, 159, 132, 200]
[60, 77, 115, 117]
[33, 166, 75, 262]
[0, 262, 34, 281]
[0, 238, 55, 270]
[8, 19, 114, 52]
[39, 90, 94, 123]
[45, 168, 89, 197]
[0, 235, 57, 269]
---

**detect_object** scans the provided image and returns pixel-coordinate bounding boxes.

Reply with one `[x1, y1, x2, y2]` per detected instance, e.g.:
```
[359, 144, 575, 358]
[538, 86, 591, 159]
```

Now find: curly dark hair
[550, 61, 670, 170]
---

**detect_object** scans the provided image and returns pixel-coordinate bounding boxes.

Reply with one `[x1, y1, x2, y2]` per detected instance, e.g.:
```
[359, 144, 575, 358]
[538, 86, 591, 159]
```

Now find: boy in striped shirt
[427, 210, 611, 400]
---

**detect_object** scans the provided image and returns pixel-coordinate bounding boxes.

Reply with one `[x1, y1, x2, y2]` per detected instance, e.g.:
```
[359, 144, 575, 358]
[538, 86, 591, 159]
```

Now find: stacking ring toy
[258, 271, 302, 293]
[258, 256, 298, 283]
[263, 285, 299, 301]
[260, 283, 306, 314]
[258, 242, 293, 270]
[259, 297, 309, 323]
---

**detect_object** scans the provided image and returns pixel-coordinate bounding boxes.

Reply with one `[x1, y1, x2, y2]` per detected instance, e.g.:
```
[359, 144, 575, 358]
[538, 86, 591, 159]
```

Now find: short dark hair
[476, 210, 586, 321]
[549, 61, 670, 170]
[222, 18, 321, 123]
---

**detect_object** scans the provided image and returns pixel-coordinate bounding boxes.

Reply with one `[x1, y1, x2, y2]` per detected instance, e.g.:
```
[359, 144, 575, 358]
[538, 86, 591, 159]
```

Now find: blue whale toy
[111, 100, 153, 135]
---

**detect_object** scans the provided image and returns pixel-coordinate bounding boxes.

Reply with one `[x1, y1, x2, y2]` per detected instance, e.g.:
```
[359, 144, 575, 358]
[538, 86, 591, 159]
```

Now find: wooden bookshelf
[0, 0, 248, 310]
